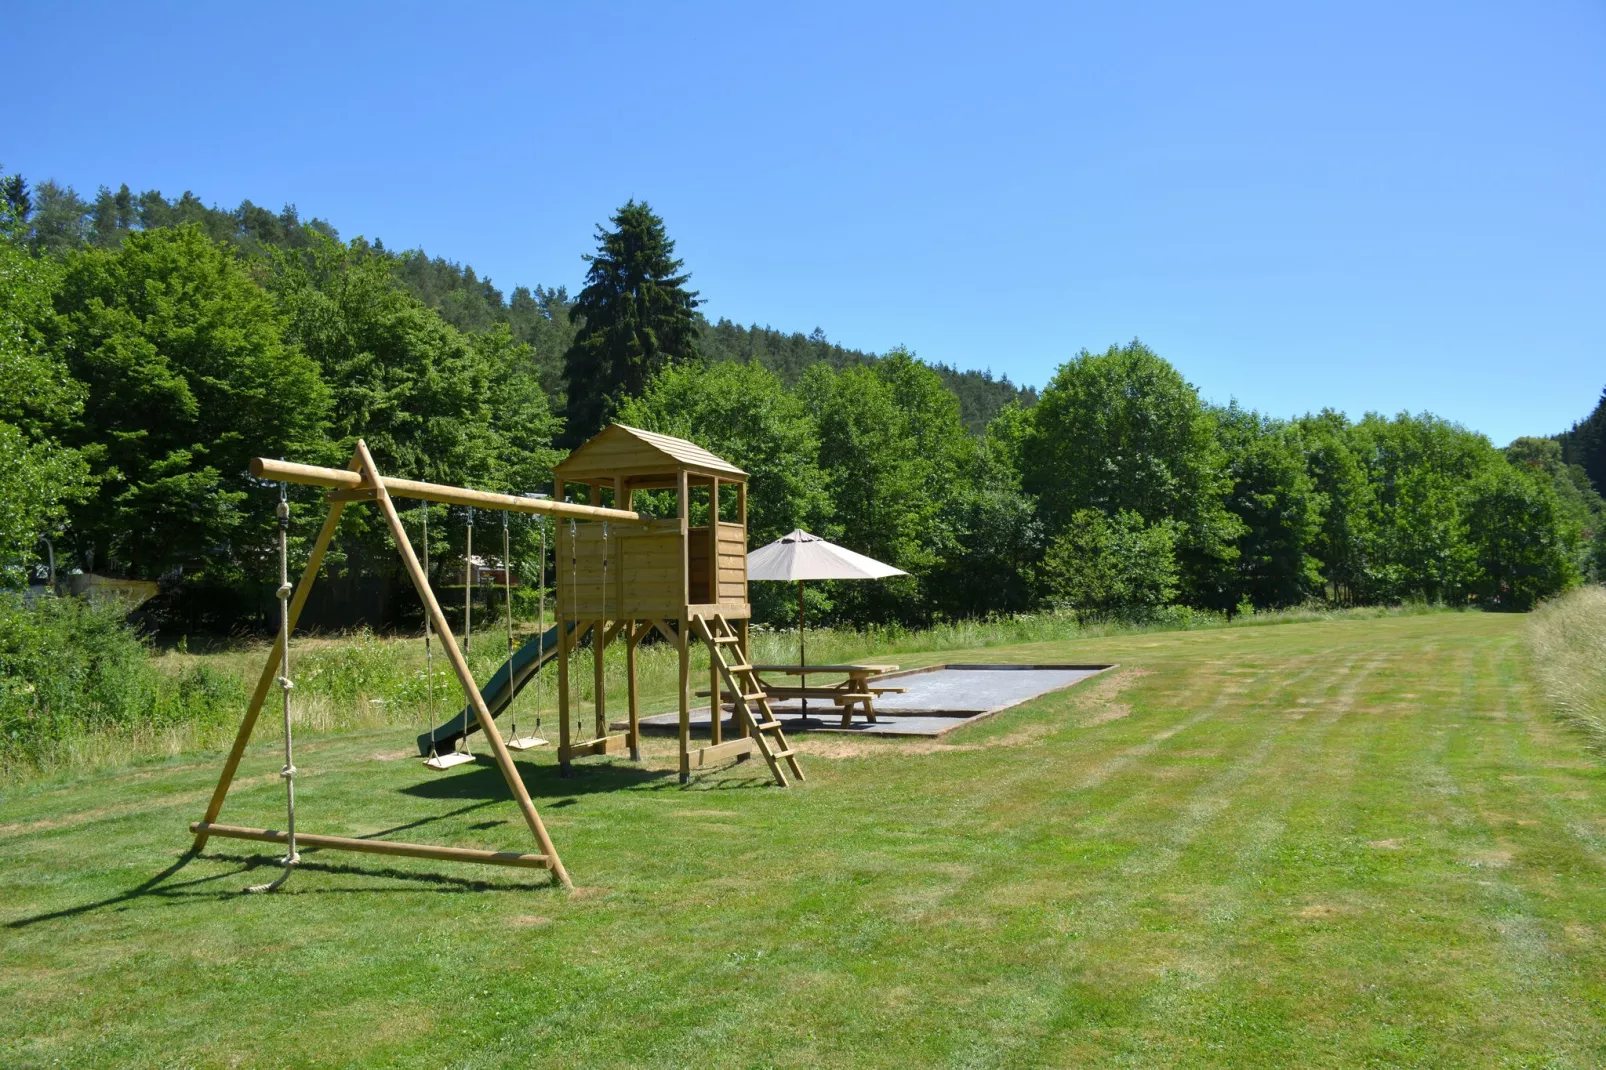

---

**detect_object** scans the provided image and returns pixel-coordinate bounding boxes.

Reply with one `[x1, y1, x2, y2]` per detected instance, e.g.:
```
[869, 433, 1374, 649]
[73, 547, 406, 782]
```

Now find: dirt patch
[1466, 849, 1513, 868]
[510, 915, 551, 927]
[362, 749, 411, 762]
[670, 809, 739, 818]
[1297, 904, 1345, 919]
[1367, 839, 1402, 850]
[567, 886, 608, 900]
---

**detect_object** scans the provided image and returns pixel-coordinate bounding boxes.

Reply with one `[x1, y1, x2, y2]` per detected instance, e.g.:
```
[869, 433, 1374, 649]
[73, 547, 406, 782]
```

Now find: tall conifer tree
[561, 201, 700, 445]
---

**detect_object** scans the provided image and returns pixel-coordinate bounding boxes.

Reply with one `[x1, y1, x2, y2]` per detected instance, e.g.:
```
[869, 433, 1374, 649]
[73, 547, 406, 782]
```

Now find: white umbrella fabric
[746, 529, 907, 723]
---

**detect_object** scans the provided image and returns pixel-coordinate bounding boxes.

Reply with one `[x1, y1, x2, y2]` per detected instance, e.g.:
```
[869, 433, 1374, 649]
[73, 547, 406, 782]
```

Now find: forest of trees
[2, 166, 1599, 634]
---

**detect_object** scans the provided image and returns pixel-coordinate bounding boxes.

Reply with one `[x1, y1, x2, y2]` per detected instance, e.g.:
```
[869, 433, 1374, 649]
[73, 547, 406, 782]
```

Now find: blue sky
[7, 1, 1602, 443]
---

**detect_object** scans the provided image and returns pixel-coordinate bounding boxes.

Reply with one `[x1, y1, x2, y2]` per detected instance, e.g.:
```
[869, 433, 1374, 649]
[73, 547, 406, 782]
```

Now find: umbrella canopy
[747, 529, 907, 582]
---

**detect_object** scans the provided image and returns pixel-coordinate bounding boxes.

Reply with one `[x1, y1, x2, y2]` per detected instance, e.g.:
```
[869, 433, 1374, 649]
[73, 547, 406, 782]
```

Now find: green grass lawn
[2, 612, 1603, 1067]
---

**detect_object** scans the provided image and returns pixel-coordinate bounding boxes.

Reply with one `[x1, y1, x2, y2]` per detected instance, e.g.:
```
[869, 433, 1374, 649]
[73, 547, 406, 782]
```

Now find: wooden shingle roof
[555, 423, 747, 480]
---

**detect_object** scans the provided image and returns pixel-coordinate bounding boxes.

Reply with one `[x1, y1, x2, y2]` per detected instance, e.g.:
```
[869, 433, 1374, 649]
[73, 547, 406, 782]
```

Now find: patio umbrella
[746, 529, 906, 723]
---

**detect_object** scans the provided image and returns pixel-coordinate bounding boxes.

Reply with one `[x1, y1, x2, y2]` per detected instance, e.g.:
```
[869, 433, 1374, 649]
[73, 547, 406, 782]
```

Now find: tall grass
[2, 600, 1455, 783]
[1526, 586, 1606, 751]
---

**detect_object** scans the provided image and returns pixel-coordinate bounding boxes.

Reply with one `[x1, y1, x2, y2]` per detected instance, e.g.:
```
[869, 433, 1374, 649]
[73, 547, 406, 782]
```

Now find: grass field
[2, 611, 1603, 1067]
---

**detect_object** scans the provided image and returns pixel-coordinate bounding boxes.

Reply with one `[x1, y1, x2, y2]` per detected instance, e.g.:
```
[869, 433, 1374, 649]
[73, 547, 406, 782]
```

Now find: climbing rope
[248, 482, 299, 893]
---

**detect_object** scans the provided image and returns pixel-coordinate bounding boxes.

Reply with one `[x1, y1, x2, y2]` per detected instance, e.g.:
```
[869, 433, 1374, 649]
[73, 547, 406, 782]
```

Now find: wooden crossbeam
[191, 823, 550, 870]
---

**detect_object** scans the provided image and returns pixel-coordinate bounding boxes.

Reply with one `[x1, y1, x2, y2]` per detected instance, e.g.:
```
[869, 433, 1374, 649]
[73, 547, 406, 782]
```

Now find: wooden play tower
[552, 424, 802, 786]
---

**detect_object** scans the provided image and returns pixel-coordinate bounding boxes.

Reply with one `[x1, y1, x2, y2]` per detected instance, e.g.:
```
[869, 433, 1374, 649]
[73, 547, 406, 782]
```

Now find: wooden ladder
[691, 613, 805, 787]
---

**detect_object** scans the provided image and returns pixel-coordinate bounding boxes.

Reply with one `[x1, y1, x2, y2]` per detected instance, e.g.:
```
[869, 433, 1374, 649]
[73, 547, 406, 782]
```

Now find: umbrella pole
[798, 580, 808, 727]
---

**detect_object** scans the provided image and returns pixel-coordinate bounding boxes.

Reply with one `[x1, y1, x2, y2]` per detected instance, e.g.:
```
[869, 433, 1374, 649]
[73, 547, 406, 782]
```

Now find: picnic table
[749, 664, 903, 727]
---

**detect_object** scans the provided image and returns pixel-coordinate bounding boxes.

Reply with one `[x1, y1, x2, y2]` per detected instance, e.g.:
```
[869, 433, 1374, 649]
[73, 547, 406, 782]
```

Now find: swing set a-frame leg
[355, 441, 571, 889]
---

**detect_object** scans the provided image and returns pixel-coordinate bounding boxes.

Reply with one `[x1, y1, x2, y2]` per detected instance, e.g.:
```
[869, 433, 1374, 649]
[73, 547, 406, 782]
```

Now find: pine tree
[561, 201, 700, 445]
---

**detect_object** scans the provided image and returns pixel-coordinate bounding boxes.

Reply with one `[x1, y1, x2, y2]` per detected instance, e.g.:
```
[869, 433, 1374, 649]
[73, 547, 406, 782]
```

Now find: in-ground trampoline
[631, 663, 1115, 738]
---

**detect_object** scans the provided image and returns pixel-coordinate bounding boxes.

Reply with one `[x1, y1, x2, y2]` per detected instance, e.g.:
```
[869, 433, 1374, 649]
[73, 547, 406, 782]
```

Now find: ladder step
[711, 635, 741, 644]
[770, 748, 797, 759]
[726, 664, 753, 673]
[740, 692, 767, 702]
[757, 721, 784, 732]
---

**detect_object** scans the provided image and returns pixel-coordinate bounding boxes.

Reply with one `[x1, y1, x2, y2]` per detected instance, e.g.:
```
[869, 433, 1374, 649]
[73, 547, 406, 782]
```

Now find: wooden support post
[192, 457, 359, 852]
[708, 478, 721, 745]
[677, 469, 691, 784]
[626, 620, 645, 760]
[557, 578, 572, 778]
[356, 440, 572, 890]
[593, 617, 607, 743]
[678, 617, 691, 784]
[735, 616, 752, 757]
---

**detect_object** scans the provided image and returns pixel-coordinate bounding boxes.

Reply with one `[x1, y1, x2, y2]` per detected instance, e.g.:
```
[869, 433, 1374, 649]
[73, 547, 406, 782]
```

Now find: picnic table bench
[750, 664, 903, 727]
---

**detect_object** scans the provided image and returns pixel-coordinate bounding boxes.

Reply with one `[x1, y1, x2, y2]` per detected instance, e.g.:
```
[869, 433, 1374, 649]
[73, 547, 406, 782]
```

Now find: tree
[1215, 404, 1325, 609]
[1039, 509, 1179, 616]
[562, 201, 700, 445]
[1462, 463, 1578, 609]
[615, 360, 828, 545]
[1358, 413, 1491, 603]
[1293, 410, 1375, 604]
[49, 225, 329, 581]
[1558, 386, 1606, 492]
[1020, 340, 1240, 605]
[0, 236, 91, 582]
[268, 235, 561, 599]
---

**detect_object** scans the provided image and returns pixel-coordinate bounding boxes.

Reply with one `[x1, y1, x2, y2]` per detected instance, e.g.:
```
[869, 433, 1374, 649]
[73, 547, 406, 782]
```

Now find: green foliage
[797, 353, 977, 624]
[1021, 341, 1241, 605]
[615, 360, 828, 543]
[0, 591, 241, 769]
[1214, 405, 1325, 609]
[0, 427, 91, 586]
[49, 226, 329, 581]
[1040, 508, 1180, 614]
[1292, 410, 1374, 604]
[0, 237, 92, 581]
[1461, 462, 1579, 610]
[267, 235, 561, 582]
[1557, 385, 1606, 493]
[562, 201, 701, 444]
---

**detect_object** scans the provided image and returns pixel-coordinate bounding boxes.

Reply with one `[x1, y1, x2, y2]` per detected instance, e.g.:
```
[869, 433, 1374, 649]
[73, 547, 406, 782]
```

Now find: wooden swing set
[189, 426, 803, 891]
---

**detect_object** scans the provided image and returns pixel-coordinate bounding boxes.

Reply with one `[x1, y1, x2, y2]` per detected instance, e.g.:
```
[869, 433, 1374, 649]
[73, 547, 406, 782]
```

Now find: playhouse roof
[555, 423, 747, 481]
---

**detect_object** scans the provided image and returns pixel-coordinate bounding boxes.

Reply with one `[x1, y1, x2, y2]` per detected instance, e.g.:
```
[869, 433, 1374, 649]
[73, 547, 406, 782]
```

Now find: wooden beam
[593, 617, 608, 743]
[192, 453, 358, 852]
[250, 457, 646, 525]
[559, 734, 629, 759]
[678, 616, 691, 784]
[356, 440, 572, 890]
[688, 736, 757, 768]
[708, 478, 721, 746]
[190, 823, 550, 870]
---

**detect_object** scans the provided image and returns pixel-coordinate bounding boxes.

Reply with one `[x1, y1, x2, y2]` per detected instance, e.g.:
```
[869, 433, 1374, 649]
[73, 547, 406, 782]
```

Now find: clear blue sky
[7, 1, 1602, 444]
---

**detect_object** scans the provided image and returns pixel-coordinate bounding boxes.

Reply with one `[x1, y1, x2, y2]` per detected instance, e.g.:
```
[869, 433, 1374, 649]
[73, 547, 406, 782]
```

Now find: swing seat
[423, 750, 475, 771]
[507, 734, 548, 750]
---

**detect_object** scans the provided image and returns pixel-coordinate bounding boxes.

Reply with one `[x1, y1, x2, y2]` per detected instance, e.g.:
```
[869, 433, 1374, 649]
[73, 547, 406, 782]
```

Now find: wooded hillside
[2, 168, 1600, 633]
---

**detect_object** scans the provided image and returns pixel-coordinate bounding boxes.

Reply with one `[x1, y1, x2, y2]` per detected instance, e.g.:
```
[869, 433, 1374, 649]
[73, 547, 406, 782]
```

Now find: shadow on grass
[7, 842, 555, 929]
[395, 755, 776, 801]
